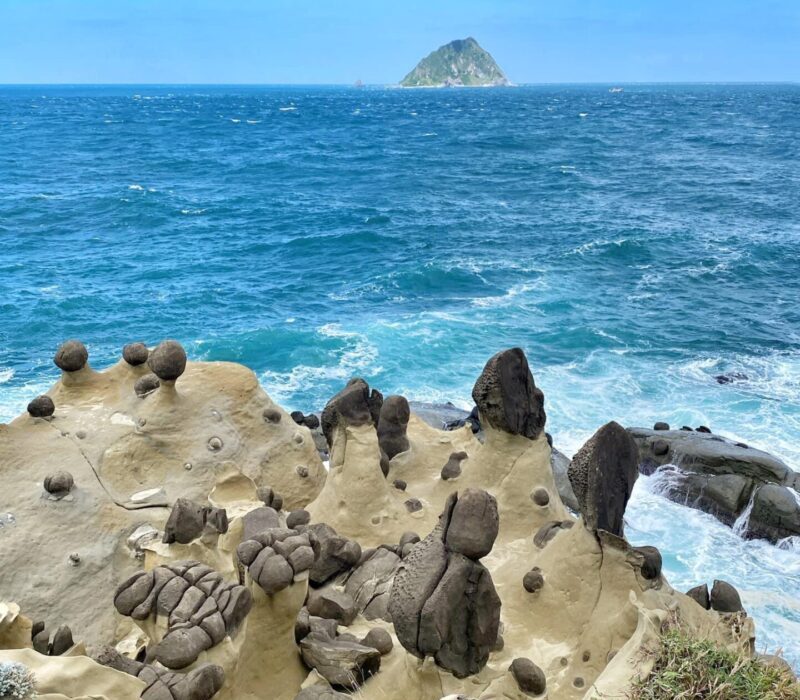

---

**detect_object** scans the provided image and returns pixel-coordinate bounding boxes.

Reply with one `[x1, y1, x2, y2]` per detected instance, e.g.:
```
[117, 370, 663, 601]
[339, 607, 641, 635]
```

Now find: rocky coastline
[0, 340, 796, 699]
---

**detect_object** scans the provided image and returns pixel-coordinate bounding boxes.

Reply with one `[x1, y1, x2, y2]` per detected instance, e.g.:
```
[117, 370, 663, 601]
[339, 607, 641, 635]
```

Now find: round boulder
[710, 579, 743, 613]
[509, 657, 546, 696]
[54, 340, 88, 372]
[134, 374, 160, 397]
[44, 470, 74, 495]
[122, 342, 149, 366]
[27, 395, 55, 418]
[147, 340, 187, 381]
[362, 627, 393, 655]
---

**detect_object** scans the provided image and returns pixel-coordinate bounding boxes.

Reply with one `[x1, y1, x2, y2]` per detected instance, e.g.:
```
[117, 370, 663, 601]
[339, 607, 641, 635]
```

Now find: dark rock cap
[44, 471, 74, 495]
[710, 579, 743, 613]
[377, 395, 411, 460]
[321, 378, 382, 446]
[54, 340, 88, 372]
[471, 347, 546, 439]
[27, 395, 55, 418]
[567, 421, 639, 537]
[134, 373, 160, 397]
[122, 342, 149, 366]
[147, 340, 187, 381]
[686, 583, 710, 609]
[509, 657, 547, 696]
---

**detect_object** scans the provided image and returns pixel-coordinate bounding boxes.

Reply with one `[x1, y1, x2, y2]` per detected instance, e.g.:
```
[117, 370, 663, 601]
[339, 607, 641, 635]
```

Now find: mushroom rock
[471, 347, 545, 440]
[710, 579, 744, 613]
[685, 583, 710, 609]
[567, 421, 639, 537]
[377, 395, 411, 460]
[147, 339, 187, 383]
[54, 339, 89, 373]
[162, 498, 229, 545]
[122, 342, 150, 367]
[388, 490, 501, 678]
[308, 383, 414, 545]
[27, 395, 55, 418]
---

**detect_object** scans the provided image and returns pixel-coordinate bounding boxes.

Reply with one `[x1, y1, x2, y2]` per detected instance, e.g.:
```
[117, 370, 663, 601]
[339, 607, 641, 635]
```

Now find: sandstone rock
[122, 342, 149, 366]
[54, 339, 88, 372]
[294, 687, 350, 700]
[471, 347, 546, 439]
[27, 395, 55, 418]
[568, 422, 639, 536]
[533, 520, 573, 548]
[148, 340, 187, 381]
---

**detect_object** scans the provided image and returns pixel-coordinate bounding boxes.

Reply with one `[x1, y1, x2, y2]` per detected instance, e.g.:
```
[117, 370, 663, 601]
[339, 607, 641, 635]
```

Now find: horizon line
[0, 80, 798, 87]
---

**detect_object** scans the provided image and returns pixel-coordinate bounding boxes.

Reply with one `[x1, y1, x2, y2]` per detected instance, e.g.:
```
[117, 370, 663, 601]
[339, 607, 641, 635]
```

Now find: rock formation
[0, 342, 784, 700]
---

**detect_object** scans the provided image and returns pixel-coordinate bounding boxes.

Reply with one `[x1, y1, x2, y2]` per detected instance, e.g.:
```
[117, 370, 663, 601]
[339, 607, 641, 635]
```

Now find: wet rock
[147, 340, 187, 381]
[377, 395, 411, 460]
[652, 439, 669, 456]
[441, 451, 467, 480]
[510, 657, 547, 696]
[745, 484, 800, 542]
[307, 588, 357, 626]
[471, 347, 546, 439]
[388, 491, 501, 678]
[122, 342, 149, 366]
[54, 339, 88, 372]
[710, 579, 743, 613]
[568, 421, 639, 537]
[654, 422, 670, 431]
[715, 372, 748, 385]
[44, 470, 74, 496]
[27, 395, 55, 418]
[686, 583, 710, 610]
[697, 425, 711, 434]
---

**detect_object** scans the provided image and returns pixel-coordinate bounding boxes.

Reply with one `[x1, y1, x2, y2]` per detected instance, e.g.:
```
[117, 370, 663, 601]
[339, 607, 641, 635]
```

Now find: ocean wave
[0, 369, 14, 383]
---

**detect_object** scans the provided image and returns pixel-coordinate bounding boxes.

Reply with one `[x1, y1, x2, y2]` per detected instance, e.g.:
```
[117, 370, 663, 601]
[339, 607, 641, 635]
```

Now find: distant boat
[609, 87, 624, 93]
[354, 79, 364, 88]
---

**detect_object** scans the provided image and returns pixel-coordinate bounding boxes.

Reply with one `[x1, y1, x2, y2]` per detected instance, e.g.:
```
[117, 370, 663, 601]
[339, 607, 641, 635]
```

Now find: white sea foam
[128, 184, 144, 191]
[0, 369, 14, 383]
[279, 106, 296, 112]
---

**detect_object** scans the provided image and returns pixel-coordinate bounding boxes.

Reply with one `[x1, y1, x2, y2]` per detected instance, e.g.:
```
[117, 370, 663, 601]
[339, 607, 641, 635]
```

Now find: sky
[0, 0, 798, 84]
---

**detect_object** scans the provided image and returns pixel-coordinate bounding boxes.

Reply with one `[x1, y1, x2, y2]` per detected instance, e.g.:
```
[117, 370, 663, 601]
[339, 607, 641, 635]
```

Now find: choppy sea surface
[1, 84, 799, 665]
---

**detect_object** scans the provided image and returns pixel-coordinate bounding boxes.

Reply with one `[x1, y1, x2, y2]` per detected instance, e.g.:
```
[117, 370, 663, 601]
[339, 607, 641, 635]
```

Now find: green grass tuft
[629, 630, 800, 699]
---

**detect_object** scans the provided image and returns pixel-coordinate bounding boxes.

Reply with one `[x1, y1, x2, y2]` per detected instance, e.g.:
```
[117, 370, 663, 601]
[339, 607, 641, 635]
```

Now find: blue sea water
[1, 84, 799, 665]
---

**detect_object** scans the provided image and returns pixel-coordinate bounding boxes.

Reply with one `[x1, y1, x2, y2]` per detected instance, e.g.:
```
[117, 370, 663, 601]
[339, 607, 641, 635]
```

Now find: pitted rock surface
[471, 347, 546, 439]
[113, 561, 252, 669]
[388, 490, 501, 678]
[568, 421, 639, 537]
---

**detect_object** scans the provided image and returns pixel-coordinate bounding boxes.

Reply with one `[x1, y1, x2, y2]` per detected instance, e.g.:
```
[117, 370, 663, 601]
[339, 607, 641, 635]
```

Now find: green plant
[629, 630, 800, 699]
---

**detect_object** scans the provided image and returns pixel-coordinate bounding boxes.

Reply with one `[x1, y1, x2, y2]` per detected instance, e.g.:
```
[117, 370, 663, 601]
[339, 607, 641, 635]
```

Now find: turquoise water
[1, 84, 799, 664]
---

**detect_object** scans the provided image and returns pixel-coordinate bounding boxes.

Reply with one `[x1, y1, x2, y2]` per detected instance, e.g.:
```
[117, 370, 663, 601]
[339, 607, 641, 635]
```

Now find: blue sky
[0, 0, 798, 84]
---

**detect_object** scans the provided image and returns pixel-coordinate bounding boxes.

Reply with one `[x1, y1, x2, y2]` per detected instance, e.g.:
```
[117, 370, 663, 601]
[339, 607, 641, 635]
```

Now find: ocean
[1, 84, 799, 665]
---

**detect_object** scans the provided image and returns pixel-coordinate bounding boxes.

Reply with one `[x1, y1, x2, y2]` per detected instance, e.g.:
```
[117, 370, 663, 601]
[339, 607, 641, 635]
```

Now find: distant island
[400, 37, 509, 87]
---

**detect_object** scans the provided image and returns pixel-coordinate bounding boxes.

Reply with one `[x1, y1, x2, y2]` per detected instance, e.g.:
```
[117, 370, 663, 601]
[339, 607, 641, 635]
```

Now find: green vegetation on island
[400, 37, 509, 87]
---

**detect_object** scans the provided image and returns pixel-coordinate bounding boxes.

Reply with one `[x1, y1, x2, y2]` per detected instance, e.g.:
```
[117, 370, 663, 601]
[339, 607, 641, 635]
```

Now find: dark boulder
[377, 395, 411, 460]
[568, 422, 639, 537]
[147, 340, 187, 382]
[472, 348, 546, 439]
[307, 588, 357, 626]
[510, 657, 547, 696]
[299, 635, 381, 690]
[441, 451, 467, 481]
[307, 523, 362, 586]
[163, 499, 228, 545]
[362, 627, 393, 655]
[44, 471, 74, 496]
[54, 340, 88, 372]
[745, 484, 800, 542]
[27, 395, 55, 418]
[388, 490, 501, 678]
[685, 583, 710, 609]
[134, 373, 160, 397]
[632, 546, 662, 580]
[710, 579, 743, 613]
[653, 422, 670, 431]
[122, 343, 149, 366]
[321, 379, 382, 447]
